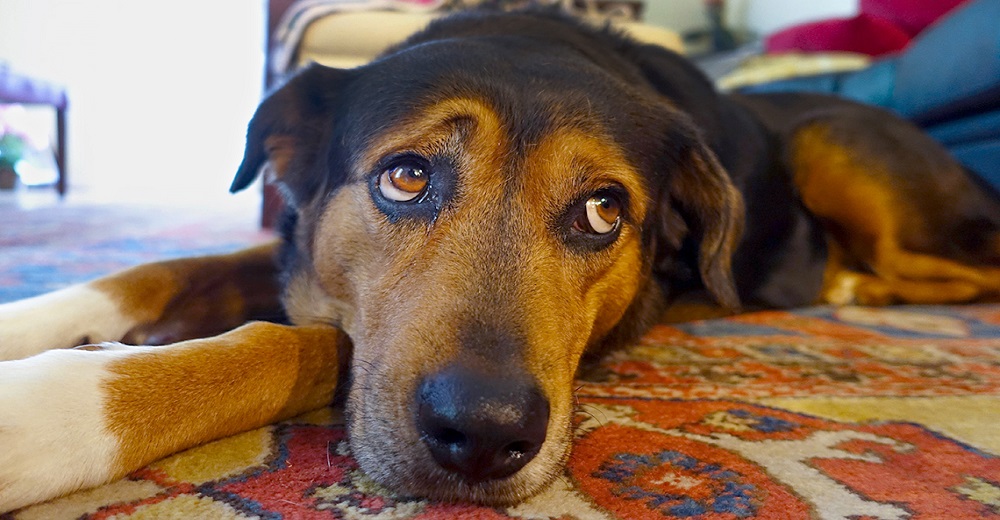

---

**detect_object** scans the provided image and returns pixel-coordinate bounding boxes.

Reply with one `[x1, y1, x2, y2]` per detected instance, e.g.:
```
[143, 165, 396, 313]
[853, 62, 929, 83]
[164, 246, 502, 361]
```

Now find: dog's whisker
[578, 403, 608, 424]
[351, 358, 376, 371]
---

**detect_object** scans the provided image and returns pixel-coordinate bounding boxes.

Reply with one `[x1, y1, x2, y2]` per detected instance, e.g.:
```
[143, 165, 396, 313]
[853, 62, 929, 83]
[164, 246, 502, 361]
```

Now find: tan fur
[298, 96, 655, 502]
[105, 322, 344, 480]
[518, 126, 649, 359]
[93, 243, 282, 344]
[791, 123, 1000, 305]
[360, 98, 509, 177]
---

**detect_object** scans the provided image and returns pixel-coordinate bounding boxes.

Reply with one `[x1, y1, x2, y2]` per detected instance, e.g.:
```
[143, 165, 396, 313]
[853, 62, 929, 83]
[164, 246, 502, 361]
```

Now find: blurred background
[0, 0, 266, 206]
[0, 0, 858, 207]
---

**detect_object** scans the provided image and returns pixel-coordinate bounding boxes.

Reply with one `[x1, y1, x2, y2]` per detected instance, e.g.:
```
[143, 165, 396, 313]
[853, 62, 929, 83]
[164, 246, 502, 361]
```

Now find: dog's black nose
[416, 364, 549, 482]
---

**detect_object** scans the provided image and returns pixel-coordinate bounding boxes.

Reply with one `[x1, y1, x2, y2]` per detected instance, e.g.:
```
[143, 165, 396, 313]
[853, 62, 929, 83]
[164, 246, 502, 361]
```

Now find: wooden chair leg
[55, 106, 67, 196]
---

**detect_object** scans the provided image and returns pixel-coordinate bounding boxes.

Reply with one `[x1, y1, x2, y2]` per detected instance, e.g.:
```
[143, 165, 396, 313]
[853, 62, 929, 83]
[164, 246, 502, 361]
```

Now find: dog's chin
[345, 400, 572, 506]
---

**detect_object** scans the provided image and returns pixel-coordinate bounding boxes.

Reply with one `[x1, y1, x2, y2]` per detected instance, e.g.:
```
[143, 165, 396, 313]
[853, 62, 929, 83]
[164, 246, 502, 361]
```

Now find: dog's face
[233, 12, 742, 504]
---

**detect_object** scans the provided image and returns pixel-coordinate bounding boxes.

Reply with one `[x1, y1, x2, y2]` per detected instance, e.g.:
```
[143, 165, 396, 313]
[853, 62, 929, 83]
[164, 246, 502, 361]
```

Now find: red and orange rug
[7, 305, 999, 519]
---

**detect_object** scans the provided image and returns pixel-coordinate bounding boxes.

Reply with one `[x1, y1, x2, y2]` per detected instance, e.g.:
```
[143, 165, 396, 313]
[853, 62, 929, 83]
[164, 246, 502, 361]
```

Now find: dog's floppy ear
[230, 63, 347, 203]
[655, 115, 745, 312]
[626, 42, 744, 310]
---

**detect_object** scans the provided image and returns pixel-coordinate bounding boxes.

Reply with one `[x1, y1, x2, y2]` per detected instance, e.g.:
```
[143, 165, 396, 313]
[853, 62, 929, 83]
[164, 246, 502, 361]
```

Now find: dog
[2, 7, 999, 513]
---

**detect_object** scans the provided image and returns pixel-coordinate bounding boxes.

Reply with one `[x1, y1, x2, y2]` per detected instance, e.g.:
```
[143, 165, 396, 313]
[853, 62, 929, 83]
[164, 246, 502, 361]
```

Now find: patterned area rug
[5, 305, 1000, 519]
[2, 202, 999, 519]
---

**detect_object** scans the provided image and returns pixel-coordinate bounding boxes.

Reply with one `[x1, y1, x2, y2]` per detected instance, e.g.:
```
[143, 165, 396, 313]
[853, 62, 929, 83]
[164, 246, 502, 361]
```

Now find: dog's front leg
[0, 242, 282, 361]
[0, 321, 347, 514]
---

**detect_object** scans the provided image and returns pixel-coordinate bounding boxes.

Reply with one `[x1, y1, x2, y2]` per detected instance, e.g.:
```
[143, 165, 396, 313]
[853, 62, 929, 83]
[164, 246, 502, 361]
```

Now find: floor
[0, 185, 274, 303]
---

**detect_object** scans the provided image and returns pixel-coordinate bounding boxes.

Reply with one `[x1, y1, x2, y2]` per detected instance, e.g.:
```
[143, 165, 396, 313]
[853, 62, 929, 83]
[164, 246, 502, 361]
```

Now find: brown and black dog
[2, 7, 999, 513]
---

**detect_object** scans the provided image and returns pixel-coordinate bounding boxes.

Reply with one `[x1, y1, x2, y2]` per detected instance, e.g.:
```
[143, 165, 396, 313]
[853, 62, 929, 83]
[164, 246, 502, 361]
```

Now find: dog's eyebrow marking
[521, 126, 649, 224]
[360, 98, 509, 177]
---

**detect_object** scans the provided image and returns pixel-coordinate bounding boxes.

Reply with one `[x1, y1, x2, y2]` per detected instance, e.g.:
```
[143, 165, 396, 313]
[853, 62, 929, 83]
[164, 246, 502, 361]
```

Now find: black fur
[235, 8, 749, 313]
[234, 7, 999, 317]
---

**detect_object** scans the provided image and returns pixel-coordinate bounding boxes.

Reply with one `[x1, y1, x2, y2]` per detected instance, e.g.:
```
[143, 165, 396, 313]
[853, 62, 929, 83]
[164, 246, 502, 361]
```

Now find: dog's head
[232, 10, 742, 504]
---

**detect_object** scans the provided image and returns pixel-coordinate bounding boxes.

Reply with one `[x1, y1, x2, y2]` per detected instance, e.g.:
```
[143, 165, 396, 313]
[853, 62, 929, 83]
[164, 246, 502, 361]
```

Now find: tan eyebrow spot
[521, 126, 649, 223]
[360, 97, 508, 176]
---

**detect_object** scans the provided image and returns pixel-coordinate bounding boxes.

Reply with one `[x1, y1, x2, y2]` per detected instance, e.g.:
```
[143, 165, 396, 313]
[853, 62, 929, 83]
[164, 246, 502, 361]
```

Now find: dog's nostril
[416, 365, 549, 483]
[503, 440, 533, 459]
[434, 427, 466, 446]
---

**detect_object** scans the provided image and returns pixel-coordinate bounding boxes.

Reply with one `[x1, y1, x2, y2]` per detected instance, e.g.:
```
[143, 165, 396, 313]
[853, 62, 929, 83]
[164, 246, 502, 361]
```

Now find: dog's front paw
[0, 348, 125, 513]
[0, 285, 137, 361]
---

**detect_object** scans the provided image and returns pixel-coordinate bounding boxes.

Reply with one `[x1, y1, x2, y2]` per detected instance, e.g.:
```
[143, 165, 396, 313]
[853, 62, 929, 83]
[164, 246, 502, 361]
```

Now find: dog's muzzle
[416, 363, 550, 483]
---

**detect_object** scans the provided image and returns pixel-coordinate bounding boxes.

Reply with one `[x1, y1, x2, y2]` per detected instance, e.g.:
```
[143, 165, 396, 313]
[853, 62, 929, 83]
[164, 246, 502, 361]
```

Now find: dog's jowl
[2, 7, 999, 513]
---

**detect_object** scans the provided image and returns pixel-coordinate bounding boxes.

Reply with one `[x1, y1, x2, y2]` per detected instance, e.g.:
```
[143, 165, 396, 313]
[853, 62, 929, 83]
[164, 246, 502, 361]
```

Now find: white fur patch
[0, 285, 136, 361]
[0, 347, 131, 513]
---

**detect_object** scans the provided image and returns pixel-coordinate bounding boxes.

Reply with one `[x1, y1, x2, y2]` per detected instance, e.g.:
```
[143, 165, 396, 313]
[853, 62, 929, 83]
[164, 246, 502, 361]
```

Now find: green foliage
[0, 133, 25, 168]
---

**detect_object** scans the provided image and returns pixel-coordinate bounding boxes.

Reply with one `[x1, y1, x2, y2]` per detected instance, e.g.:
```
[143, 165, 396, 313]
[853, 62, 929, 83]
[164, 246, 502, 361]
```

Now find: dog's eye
[574, 193, 621, 234]
[379, 163, 428, 202]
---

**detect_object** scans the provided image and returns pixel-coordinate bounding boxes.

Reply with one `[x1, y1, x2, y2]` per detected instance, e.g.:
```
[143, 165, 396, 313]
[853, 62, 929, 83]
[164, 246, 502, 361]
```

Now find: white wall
[644, 0, 708, 34]
[727, 0, 858, 37]
[644, 0, 860, 39]
[0, 0, 266, 202]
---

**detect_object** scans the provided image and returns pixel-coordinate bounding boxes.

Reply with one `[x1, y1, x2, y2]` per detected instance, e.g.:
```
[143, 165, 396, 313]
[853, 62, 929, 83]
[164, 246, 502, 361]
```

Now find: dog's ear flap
[230, 64, 347, 197]
[626, 43, 744, 310]
[656, 119, 745, 312]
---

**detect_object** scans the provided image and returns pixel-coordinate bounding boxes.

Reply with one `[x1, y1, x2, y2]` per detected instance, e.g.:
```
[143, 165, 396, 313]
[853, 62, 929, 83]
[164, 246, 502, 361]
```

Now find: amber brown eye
[575, 193, 621, 234]
[379, 163, 428, 202]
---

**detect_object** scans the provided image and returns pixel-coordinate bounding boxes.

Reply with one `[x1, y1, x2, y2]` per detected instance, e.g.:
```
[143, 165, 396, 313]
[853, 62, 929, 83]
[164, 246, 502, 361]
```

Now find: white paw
[0, 285, 136, 361]
[822, 272, 861, 306]
[0, 348, 126, 513]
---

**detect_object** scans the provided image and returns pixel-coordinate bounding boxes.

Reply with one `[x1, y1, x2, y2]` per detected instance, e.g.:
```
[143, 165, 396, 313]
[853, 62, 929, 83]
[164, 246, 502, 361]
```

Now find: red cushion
[765, 14, 911, 57]
[860, 0, 968, 37]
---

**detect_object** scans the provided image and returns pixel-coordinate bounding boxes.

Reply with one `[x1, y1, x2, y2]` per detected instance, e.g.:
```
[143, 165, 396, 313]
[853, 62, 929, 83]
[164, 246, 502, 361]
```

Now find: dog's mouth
[347, 414, 573, 505]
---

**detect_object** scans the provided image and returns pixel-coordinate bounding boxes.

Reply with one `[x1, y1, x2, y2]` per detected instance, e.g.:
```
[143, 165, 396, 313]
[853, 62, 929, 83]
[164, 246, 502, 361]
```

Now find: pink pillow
[860, 0, 968, 37]
[765, 13, 912, 57]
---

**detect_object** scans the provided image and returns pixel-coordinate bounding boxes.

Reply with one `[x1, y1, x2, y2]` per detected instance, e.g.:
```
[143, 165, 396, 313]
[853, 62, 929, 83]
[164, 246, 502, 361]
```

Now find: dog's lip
[383, 458, 564, 506]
